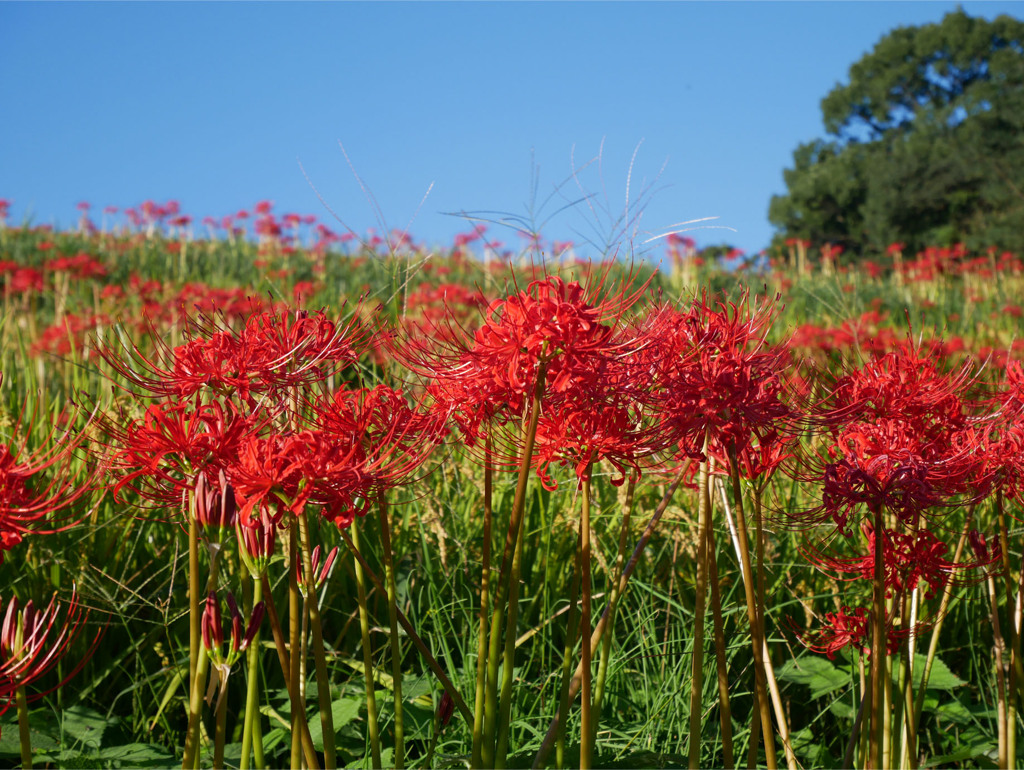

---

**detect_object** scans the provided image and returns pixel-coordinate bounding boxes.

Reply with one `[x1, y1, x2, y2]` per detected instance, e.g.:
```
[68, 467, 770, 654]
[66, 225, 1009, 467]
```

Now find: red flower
[0, 590, 93, 720]
[100, 305, 368, 405]
[403, 269, 651, 451]
[801, 605, 910, 660]
[0, 404, 94, 559]
[108, 396, 253, 511]
[648, 290, 793, 463]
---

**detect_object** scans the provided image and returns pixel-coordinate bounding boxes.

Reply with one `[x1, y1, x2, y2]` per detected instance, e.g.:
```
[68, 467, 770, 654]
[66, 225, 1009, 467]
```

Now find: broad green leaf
[95, 742, 176, 767]
[776, 656, 851, 699]
[60, 706, 109, 751]
[912, 654, 966, 691]
[308, 696, 363, 751]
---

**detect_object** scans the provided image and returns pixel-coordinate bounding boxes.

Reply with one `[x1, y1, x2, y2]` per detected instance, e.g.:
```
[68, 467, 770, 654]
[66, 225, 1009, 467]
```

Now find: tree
[770, 9, 1024, 256]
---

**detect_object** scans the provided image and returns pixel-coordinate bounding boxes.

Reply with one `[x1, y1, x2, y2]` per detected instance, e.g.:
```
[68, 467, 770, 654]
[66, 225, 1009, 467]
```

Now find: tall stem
[990, 571, 1010, 768]
[593, 479, 635, 719]
[579, 474, 594, 769]
[240, 576, 265, 770]
[557, 532, 583, 770]
[17, 685, 32, 770]
[706, 520, 734, 769]
[298, 510, 337, 769]
[688, 448, 712, 770]
[495, 504, 527, 766]
[339, 529, 472, 724]
[259, 576, 320, 770]
[378, 494, 405, 770]
[471, 451, 493, 769]
[727, 450, 777, 769]
[484, 360, 547, 767]
[181, 642, 211, 769]
[351, 523, 383, 770]
[870, 508, 887, 770]
[214, 672, 228, 770]
[183, 546, 223, 770]
[288, 520, 304, 770]
[754, 485, 797, 770]
[189, 514, 200, 710]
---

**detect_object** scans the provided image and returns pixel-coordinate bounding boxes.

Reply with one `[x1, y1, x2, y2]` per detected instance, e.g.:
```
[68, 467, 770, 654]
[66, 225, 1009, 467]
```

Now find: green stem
[485, 360, 547, 767]
[997, 491, 1021, 767]
[471, 454, 494, 769]
[727, 449, 777, 770]
[259, 576, 320, 770]
[181, 643, 211, 769]
[378, 494, 405, 770]
[189, 514, 200, 713]
[214, 672, 228, 770]
[579, 474, 594, 770]
[298, 510, 337, 769]
[17, 685, 31, 770]
[593, 478, 635, 717]
[252, 701, 265, 770]
[705, 518, 734, 769]
[688, 450, 711, 770]
[989, 571, 1009, 768]
[911, 514, 971, 739]
[351, 523, 383, 770]
[495, 508, 527, 768]
[289, 520, 305, 770]
[339, 529, 473, 724]
[556, 533, 583, 770]
[754, 485, 797, 770]
[870, 507, 886, 770]
[240, 576, 264, 770]
[183, 545, 223, 770]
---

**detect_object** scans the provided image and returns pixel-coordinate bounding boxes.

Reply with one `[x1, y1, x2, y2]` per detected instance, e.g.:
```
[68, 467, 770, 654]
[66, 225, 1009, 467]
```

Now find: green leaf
[776, 656, 851, 699]
[59, 705, 109, 751]
[308, 696, 363, 751]
[912, 654, 966, 691]
[0, 713, 60, 755]
[93, 742, 176, 767]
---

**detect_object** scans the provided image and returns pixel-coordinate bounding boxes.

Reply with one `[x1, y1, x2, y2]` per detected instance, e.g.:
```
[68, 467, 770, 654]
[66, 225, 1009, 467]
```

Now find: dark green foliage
[771, 9, 1024, 255]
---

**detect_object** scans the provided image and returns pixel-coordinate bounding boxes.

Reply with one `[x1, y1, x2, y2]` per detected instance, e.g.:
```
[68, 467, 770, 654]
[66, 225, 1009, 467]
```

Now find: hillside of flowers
[2, 196, 1024, 770]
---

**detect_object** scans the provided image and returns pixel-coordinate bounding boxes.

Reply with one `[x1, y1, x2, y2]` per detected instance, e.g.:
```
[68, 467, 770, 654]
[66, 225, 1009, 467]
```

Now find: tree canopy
[769, 9, 1024, 256]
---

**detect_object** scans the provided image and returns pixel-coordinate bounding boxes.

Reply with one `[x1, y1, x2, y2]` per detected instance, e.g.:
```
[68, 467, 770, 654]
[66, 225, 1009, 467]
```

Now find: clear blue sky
[2, 1, 1021, 262]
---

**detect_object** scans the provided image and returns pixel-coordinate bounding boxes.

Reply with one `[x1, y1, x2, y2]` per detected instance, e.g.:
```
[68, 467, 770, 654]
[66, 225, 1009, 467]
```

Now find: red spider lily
[733, 429, 797, 482]
[800, 605, 912, 660]
[804, 606, 870, 659]
[797, 340, 989, 533]
[0, 403, 95, 559]
[402, 269, 652, 460]
[816, 419, 985, 532]
[228, 426, 385, 529]
[805, 523, 994, 601]
[202, 592, 263, 670]
[228, 432, 322, 526]
[107, 396, 254, 511]
[0, 590, 93, 720]
[647, 290, 794, 463]
[825, 341, 975, 434]
[529, 339, 670, 490]
[98, 304, 369, 405]
[308, 384, 446, 522]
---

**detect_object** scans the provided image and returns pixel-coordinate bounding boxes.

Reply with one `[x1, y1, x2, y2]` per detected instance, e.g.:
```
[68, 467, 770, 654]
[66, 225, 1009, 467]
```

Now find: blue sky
[2, 1, 1021, 263]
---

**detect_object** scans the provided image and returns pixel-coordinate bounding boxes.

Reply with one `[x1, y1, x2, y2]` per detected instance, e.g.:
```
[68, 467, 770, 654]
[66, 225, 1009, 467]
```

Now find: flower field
[2, 197, 1024, 769]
